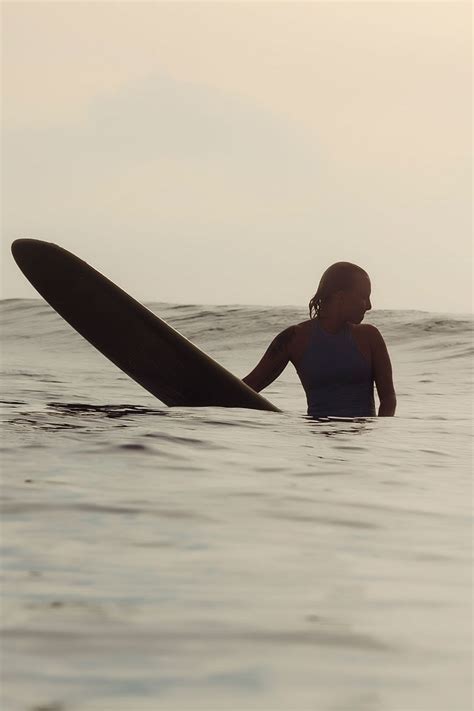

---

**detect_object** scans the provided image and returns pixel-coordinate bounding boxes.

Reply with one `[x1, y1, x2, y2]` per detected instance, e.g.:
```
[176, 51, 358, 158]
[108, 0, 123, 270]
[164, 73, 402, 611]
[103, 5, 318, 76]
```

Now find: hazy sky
[2, 1, 472, 312]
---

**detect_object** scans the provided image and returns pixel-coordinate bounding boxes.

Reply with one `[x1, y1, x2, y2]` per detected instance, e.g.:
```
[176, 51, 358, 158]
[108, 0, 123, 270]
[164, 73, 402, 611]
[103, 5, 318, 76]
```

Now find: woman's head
[309, 262, 372, 323]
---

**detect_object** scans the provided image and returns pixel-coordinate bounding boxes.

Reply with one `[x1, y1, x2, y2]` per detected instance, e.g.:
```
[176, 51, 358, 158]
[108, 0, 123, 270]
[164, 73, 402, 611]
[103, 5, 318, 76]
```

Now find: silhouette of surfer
[243, 262, 396, 417]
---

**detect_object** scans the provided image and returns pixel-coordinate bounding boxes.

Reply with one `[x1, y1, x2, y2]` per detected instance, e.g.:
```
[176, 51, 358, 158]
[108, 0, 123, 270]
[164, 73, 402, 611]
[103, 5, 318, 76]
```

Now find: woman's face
[345, 273, 372, 323]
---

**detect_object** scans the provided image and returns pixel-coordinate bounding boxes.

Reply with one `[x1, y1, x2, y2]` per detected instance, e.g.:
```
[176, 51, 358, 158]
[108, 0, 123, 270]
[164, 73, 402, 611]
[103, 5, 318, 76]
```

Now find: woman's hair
[309, 262, 368, 319]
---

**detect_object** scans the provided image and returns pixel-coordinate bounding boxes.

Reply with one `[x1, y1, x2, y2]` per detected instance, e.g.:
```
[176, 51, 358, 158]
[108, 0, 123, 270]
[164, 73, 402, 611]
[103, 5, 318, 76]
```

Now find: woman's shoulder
[284, 320, 314, 361]
[349, 323, 385, 353]
[295, 318, 314, 330]
[291, 319, 314, 340]
[349, 322, 380, 336]
[272, 320, 311, 348]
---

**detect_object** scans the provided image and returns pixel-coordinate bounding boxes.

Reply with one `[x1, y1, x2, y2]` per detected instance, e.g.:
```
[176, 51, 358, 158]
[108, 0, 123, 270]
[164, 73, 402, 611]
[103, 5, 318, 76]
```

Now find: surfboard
[11, 239, 280, 412]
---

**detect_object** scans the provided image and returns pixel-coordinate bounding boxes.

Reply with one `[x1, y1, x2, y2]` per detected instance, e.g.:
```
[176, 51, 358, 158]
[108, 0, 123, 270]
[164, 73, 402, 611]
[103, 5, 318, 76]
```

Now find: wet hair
[309, 262, 368, 319]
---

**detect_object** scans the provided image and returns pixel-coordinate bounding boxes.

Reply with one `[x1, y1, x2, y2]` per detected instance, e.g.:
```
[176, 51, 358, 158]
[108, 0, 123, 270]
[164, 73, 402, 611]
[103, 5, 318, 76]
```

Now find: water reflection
[47, 402, 168, 419]
[303, 414, 376, 437]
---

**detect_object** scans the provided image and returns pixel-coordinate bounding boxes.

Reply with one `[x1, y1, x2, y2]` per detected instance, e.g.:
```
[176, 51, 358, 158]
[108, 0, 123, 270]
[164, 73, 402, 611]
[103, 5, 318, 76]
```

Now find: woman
[243, 262, 396, 417]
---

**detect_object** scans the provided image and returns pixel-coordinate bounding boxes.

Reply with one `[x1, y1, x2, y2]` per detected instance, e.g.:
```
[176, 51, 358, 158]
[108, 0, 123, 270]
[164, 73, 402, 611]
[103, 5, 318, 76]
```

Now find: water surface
[1, 301, 472, 710]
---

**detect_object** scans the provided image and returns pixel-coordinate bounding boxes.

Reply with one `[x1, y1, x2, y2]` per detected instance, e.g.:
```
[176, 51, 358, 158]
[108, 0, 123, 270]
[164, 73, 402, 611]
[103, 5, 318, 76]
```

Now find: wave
[1, 298, 472, 354]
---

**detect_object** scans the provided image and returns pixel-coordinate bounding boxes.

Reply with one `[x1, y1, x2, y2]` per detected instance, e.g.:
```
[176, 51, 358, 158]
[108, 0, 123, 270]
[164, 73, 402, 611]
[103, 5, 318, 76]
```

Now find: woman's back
[291, 319, 375, 417]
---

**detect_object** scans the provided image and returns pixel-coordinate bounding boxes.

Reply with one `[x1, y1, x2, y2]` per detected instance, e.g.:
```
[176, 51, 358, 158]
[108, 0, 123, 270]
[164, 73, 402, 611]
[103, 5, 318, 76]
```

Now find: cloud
[4, 72, 323, 238]
[5, 72, 320, 182]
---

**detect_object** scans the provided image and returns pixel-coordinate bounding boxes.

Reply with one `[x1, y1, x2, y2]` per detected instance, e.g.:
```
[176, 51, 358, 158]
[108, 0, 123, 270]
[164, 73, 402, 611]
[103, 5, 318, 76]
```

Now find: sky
[2, 0, 472, 312]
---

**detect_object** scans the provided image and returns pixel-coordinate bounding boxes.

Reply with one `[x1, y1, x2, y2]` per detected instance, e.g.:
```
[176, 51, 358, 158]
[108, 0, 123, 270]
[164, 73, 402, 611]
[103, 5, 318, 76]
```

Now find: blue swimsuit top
[296, 319, 375, 418]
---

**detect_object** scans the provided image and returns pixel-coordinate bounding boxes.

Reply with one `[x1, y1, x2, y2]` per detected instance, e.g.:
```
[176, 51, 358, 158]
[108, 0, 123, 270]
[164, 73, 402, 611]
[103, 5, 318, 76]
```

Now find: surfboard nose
[11, 239, 63, 293]
[11, 238, 57, 274]
[11, 238, 41, 263]
[12, 239, 34, 269]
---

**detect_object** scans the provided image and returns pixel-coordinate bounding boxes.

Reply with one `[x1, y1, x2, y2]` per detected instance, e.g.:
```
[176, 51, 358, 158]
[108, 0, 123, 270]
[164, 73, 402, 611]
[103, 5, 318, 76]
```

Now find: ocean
[1, 299, 472, 711]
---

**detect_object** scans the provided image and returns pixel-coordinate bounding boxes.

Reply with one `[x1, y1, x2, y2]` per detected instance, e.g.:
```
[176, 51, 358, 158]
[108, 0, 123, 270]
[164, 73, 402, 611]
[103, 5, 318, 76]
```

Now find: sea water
[1, 300, 472, 711]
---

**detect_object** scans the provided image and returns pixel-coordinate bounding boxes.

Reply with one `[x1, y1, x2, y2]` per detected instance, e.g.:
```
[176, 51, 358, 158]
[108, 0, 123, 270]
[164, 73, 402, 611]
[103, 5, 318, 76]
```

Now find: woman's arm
[366, 325, 397, 416]
[242, 326, 295, 393]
